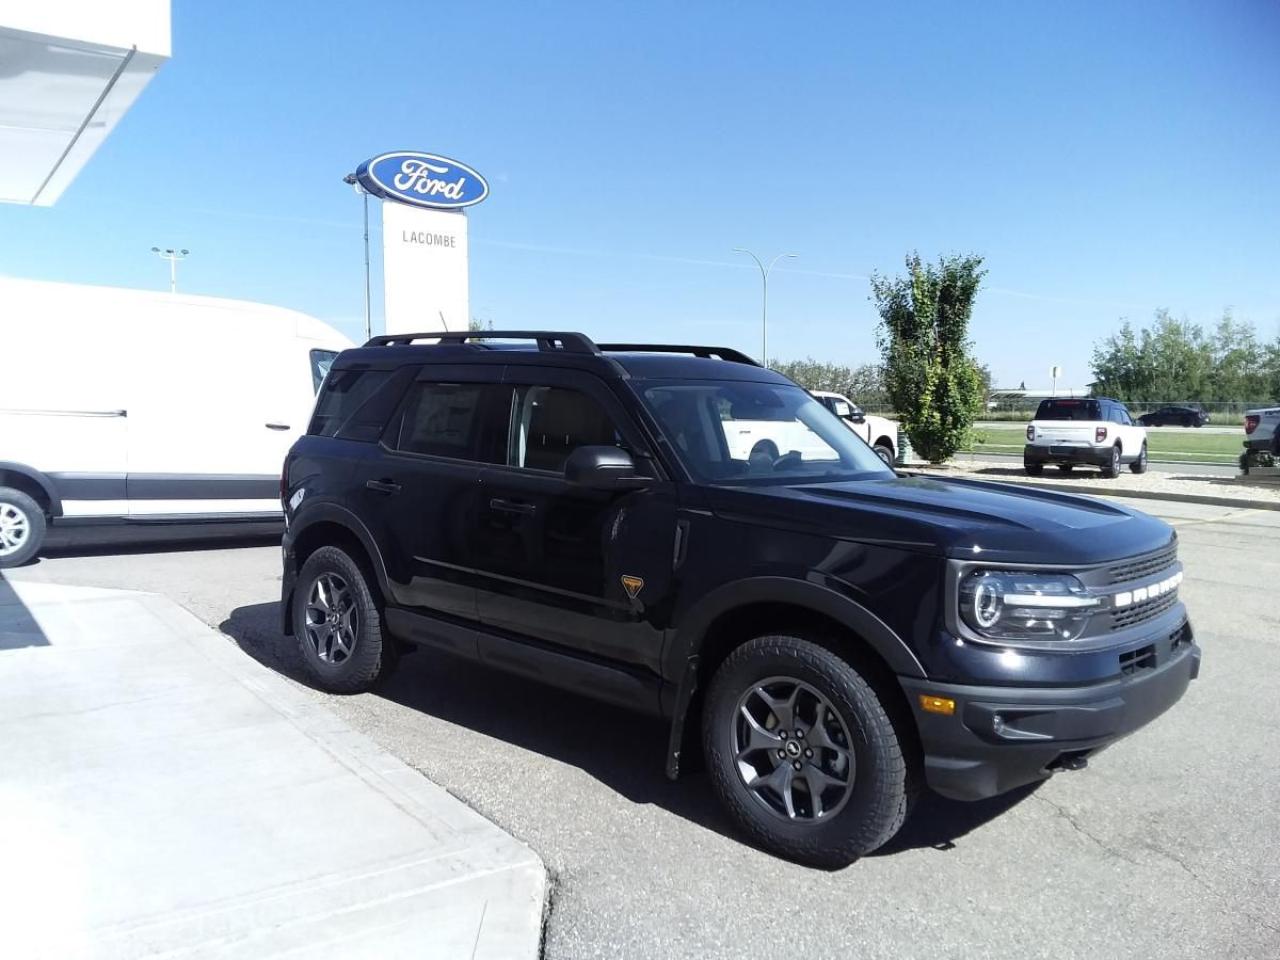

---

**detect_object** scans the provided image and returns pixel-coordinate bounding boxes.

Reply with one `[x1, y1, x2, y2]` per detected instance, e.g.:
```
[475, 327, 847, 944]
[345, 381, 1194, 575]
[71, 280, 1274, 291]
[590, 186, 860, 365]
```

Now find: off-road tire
[0, 487, 45, 569]
[702, 634, 911, 868]
[292, 546, 393, 693]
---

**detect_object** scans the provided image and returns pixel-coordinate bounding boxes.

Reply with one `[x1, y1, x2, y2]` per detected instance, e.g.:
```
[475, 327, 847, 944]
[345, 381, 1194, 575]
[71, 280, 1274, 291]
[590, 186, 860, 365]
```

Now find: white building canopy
[0, 1, 170, 206]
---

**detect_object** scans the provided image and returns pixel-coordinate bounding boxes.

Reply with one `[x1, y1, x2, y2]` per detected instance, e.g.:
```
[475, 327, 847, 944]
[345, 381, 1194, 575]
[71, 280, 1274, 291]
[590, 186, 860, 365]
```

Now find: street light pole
[150, 247, 189, 293]
[344, 173, 372, 342]
[732, 248, 797, 367]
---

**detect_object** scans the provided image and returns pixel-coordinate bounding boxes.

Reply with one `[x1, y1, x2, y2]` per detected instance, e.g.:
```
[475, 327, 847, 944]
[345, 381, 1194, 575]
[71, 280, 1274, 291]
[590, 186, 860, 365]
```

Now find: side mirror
[851, 415, 866, 425]
[564, 446, 651, 491]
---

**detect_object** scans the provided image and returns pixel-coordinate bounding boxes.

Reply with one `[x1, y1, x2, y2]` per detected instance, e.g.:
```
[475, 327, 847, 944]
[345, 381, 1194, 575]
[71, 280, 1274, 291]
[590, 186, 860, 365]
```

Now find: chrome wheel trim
[304, 573, 358, 664]
[732, 676, 856, 823]
[0, 501, 31, 557]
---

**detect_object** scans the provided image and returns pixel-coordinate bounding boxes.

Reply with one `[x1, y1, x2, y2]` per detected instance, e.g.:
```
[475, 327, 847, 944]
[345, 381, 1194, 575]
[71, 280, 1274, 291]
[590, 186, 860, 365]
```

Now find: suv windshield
[1035, 398, 1102, 421]
[639, 380, 893, 484]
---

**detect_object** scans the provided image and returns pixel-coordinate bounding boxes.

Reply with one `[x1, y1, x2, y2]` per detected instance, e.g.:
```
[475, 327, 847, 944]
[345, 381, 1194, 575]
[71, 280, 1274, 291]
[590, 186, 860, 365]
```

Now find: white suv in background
[1024, 397, 1148, 478]
[810, 391, 899, 465]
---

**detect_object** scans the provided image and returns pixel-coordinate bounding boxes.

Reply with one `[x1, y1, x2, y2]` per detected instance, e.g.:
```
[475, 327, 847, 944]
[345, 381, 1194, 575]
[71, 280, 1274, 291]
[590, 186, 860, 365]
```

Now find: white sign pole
[1051, 365, 1062, 397]
[381, 202, 470, 334]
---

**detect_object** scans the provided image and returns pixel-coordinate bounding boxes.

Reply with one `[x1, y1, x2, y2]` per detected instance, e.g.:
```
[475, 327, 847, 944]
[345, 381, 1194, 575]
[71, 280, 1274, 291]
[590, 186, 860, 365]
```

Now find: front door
[472, 367, 676, 675]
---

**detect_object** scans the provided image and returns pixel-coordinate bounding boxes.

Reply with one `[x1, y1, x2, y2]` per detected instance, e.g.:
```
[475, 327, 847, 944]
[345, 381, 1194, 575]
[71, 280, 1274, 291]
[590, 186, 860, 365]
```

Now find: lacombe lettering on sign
[355, 152, 490, 210]
[402, 231, 457, 247]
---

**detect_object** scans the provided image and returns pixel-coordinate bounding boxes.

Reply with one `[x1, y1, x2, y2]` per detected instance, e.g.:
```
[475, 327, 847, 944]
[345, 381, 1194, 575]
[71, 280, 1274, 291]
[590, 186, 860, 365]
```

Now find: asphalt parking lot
[9, 498, 1280, 959]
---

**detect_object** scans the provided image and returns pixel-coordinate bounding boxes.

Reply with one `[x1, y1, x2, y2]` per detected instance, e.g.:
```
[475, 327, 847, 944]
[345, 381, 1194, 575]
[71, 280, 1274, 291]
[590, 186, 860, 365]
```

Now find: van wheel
[292, 546, 393, 693]
[1102, 445, 1122, 478]
[702, 635, 911, 867]
[0, 487, 45, 569]
[873, 443, 895, 466]
[1130, 443, 1149, 474]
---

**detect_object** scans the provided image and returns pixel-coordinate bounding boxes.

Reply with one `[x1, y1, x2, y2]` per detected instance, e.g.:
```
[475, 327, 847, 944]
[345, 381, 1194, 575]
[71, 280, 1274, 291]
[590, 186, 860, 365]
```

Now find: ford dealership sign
[355, 152, 489, 209]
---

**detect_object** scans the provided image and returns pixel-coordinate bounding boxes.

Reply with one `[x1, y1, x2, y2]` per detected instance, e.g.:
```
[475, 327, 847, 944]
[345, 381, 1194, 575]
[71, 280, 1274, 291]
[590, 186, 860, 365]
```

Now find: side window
[310, 368, 391, 437]
[310, 349, 339, 394]
[395, 382, 508, 462]
[509, 385, 622, 473]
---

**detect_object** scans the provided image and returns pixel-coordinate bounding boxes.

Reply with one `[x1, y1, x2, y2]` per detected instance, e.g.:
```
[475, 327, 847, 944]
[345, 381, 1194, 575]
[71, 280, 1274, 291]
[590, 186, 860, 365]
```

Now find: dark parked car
[280, 331, 1199, 866]
[1138, 406, 1208, 428]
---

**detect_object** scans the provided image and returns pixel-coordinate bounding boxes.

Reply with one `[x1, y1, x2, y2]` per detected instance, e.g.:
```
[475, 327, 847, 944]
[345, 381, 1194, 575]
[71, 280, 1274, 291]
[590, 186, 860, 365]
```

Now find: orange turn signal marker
[919, 694, 956, 716]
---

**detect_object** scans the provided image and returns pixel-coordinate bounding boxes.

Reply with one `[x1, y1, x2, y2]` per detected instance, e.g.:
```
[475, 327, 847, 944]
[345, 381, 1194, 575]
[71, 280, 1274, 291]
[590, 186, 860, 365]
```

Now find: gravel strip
[906, 459, 1280, 508]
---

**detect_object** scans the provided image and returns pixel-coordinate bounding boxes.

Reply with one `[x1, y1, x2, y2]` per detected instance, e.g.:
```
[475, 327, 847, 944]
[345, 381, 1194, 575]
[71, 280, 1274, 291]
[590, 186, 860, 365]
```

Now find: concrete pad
[0, 579, 546, 960]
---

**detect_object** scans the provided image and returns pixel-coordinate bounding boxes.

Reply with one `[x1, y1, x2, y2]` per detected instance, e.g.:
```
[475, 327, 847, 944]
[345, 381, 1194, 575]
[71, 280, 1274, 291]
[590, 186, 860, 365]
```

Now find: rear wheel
[0, 487, 45, 569]
[1130, 442, 1149, 474]
[1102, 444, 1122, 478]
[702, 635, 911, 867]
[292, 546, 394, 693]
[873, 443, 895, 467]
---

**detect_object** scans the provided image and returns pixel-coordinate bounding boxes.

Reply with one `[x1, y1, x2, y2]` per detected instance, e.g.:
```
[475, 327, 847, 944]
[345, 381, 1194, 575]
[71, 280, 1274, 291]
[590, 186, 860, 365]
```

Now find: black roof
[337, 331, 792, 384]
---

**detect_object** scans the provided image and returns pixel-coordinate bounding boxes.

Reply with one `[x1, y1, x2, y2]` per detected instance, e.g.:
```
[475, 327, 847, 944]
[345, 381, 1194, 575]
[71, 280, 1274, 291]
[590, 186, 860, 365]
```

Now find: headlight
[959, 570, 1101, 641]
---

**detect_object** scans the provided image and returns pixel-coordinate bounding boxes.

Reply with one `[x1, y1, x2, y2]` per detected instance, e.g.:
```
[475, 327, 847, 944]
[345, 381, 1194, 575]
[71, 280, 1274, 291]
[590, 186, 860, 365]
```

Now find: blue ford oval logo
[355, 151, 489, 209]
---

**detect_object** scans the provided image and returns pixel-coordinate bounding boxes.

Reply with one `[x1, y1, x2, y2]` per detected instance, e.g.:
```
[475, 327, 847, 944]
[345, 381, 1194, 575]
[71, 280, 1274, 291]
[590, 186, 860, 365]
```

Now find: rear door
[351, 365, 508, 622]
[472, 366, 676, 675]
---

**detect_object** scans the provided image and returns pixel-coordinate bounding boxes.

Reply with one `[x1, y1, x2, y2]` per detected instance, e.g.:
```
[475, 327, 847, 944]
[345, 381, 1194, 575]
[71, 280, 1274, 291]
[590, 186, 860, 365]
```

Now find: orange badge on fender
[621, 575, 645, 600]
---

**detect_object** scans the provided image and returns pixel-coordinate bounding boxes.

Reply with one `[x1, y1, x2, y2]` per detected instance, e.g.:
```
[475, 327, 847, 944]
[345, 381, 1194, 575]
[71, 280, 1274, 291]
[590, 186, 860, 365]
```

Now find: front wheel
[873, 443, 895, 467]
[0, 487, 46, 569]
[1130, 443, 1149, 474]
[702, 635, 911, 867]
[292, 546, 394, 693]
[1024, 460, 1044, 476]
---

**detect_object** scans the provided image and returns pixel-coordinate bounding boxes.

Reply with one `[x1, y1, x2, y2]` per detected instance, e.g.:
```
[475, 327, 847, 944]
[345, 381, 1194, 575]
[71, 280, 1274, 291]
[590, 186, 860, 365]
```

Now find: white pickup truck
[1243, 406, 1280, 470]
[1024, 396, 1148, 478]
[810, 391, 899, 465]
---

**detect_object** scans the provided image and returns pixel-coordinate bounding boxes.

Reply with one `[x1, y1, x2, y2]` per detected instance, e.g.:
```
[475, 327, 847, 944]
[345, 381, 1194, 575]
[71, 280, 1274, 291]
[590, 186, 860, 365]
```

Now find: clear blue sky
[2, 0, 1277, 387]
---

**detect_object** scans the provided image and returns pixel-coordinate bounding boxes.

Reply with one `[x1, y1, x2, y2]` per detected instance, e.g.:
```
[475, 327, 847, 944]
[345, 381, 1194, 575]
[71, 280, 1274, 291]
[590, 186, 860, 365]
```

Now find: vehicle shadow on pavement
[0, 573, 51, 649]
[40, 525, 282, 560]
[222, 599, 1035, 858]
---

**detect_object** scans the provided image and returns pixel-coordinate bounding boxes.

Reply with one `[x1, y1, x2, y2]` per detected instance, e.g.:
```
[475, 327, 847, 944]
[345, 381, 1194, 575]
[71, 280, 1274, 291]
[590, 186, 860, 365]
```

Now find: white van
[0, 278, 353, 566]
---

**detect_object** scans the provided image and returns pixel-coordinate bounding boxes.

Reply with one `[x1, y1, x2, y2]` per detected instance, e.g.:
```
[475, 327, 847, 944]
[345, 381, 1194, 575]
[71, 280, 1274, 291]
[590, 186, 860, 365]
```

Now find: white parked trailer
[0, 277, 352, 565]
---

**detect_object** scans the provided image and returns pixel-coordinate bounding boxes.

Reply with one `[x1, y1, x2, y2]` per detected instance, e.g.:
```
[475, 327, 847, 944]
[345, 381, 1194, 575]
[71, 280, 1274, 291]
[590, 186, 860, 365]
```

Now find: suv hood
[709, 474, 1173, 566]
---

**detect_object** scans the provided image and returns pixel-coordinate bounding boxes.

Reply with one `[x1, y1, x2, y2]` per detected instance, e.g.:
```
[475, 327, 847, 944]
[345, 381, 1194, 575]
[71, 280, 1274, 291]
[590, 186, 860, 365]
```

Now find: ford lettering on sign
[356, 152, 489, 209]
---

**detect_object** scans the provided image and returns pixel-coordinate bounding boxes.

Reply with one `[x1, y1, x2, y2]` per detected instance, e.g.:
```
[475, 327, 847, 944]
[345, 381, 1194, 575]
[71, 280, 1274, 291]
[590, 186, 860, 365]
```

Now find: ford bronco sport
[280, 332, 1199, 867]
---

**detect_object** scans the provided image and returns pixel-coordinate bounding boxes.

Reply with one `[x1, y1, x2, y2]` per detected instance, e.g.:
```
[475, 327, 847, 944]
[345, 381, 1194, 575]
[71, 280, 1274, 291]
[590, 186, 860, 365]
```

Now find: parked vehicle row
[0, 278, 351, 568]
[280, 331, 1198, 867]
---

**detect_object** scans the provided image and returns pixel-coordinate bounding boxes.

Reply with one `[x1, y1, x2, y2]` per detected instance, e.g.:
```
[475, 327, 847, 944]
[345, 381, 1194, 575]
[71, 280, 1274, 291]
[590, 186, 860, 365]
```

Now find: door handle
[366, 479, 402, 495]
[489, 498, 536, 516]
[265, 422, 291, 431]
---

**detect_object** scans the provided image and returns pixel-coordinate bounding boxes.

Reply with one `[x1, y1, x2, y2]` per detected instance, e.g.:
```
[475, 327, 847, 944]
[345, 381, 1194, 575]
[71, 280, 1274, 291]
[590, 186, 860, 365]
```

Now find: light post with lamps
[151, 247, 189, 293]
[732, 248, 796, 367]
[343, 172, 372, 342]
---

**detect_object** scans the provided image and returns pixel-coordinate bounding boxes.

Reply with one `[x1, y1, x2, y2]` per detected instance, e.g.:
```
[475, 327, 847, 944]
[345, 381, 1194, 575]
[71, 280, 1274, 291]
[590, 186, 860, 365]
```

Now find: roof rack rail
[596, 343, 760, 366]
[363, 331, 599, 354]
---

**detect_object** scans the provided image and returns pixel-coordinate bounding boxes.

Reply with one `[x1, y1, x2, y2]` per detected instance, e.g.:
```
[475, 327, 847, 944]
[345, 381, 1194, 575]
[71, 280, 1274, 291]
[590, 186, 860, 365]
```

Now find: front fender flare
[663, 576, 927, 779]
[0, 461, 63, 517]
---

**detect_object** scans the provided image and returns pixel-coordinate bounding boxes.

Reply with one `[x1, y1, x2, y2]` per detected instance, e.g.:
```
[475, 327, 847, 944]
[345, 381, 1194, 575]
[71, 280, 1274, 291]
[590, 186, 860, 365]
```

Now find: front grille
[1111, 589, 1179, 630]
[1105, 543, 1178, 585]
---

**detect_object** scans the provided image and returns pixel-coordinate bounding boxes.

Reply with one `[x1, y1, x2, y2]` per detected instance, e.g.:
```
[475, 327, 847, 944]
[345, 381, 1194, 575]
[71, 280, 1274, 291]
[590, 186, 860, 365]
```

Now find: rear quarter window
[309, 367, 393, 438]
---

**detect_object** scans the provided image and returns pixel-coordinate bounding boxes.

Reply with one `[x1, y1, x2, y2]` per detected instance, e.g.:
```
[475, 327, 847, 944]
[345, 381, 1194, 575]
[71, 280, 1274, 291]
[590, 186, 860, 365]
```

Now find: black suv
[281, 332, 1199, 866]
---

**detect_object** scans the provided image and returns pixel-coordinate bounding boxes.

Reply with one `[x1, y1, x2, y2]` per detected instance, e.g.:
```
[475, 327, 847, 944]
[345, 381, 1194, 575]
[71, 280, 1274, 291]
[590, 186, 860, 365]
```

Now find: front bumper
[900, 621, 1200, 801]
[1023, 443, 1110, 467]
